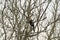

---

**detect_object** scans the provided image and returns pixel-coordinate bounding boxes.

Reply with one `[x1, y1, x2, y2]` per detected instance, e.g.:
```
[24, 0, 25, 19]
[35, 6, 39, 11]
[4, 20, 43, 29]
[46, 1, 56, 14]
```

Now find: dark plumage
[29, 20, 35, 31]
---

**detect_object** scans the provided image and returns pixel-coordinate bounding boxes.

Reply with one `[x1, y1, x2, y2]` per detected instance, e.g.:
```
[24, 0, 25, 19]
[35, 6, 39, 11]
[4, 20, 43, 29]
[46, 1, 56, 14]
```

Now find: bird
[29, 19, 35, 31]
[26, 16, 35, 31]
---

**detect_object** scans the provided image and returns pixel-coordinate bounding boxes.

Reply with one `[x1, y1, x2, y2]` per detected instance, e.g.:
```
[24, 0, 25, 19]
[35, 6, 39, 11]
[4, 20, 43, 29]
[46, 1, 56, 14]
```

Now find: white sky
[0, 0, 60, 40]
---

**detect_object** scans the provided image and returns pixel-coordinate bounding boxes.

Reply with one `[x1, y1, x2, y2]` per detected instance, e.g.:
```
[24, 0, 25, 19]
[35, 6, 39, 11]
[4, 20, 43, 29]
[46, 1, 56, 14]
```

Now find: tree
[0, 0, 60, 40]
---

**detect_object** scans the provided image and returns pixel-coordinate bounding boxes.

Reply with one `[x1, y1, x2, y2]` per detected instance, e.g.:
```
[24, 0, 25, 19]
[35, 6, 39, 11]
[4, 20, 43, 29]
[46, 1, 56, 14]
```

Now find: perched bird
[29, 20, 35, 31]
[26, 16, 35, 31]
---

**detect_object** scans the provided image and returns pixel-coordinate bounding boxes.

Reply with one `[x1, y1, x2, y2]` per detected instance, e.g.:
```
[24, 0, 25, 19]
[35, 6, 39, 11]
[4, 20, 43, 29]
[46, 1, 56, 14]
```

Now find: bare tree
[0, 0, 60, 40]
